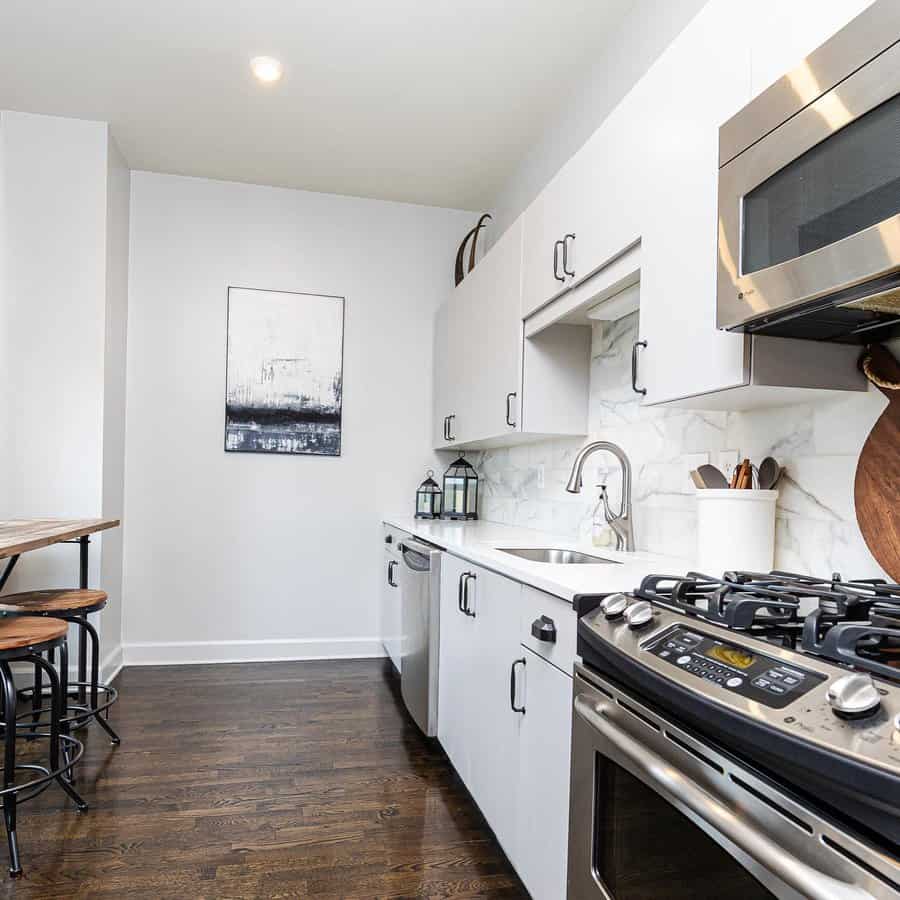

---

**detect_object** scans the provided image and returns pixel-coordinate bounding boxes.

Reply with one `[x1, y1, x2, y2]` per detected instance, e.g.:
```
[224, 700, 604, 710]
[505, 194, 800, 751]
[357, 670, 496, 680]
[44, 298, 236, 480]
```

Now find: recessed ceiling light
[251, 56, 283, 84]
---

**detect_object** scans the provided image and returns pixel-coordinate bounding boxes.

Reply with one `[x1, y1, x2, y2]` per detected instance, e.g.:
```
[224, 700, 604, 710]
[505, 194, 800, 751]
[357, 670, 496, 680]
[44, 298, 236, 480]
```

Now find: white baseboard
[101, 644, 124, 684]
[122, 637, 387, 667]
[10, 643, 124, 688]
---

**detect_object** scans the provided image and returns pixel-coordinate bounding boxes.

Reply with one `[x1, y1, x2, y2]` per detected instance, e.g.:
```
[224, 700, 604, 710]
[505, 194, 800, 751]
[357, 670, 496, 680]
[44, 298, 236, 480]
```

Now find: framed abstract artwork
[224, 287, 345, 456]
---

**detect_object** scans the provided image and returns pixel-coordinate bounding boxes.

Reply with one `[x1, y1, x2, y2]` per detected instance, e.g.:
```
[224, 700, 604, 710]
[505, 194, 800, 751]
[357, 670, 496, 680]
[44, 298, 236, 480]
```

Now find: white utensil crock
[695, 489, 778, 574]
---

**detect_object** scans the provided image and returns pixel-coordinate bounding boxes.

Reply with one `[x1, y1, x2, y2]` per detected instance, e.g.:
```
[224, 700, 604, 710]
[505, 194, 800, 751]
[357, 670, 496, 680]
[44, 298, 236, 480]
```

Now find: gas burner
[635, 569, 900, 683]
[636, 572, 802, 633]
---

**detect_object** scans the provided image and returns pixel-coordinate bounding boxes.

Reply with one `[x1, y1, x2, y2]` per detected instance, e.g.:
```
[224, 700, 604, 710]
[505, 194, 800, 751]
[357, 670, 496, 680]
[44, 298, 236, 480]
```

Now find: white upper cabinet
[432, 299, 455, 447]
[521, 167, 573, 318]
[517, 0, 869, 408]
[434, 218, 590, 450]
[457, 218, 523, 444]
[636, 0, 753, 404]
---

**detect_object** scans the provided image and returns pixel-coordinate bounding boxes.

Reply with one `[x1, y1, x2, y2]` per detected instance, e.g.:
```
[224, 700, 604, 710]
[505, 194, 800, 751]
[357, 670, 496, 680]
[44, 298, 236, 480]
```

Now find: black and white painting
[225, 287, 344, 456]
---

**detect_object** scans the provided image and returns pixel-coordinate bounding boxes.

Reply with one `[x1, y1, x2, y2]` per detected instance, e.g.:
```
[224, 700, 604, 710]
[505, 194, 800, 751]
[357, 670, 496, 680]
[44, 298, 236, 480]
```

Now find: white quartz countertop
[383, 516, 693, 603]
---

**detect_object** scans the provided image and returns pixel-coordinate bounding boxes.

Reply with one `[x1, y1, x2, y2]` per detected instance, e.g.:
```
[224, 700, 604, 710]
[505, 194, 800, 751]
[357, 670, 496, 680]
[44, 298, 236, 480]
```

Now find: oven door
[568, 666, 900, 900]
[717, 39, 900, 336]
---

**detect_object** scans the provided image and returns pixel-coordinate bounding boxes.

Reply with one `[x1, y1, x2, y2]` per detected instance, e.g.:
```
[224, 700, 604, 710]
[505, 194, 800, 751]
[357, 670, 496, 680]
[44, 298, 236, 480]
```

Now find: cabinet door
[437, 553, 478, 789]
[468, 567, 524, 858]
[566, 93, 645, 289]
[515, 649, 573, 900]
[380, 548, 402, 673]
[459, 219, 523, 442]
[636, 1, 752, 404]
[521, 173, 571, 318]
[433, 299, 454, 448]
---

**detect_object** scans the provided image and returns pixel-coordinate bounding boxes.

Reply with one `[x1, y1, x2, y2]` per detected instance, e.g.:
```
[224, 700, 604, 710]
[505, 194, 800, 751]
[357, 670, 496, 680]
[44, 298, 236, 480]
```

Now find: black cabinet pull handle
[531, 615, 557, 643]
[510, 657, 526, 713]
[462, 573, 476, 617]
[457, 572, 466, 613]
[562, 233, 576, 277]
[447, 414, 456, 441]
[506, 392, 517, 427]
[553, 240, 565, 283]
[443, 416, 448, 441]
[387, 559, 398, 588]
[631, 340, 648, 396]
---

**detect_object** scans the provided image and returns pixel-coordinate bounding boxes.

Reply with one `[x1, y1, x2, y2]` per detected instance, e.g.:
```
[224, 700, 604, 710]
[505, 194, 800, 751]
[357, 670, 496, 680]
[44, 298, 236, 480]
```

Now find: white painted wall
[0, 111, 128, 677]
[123, 172, 470, 664]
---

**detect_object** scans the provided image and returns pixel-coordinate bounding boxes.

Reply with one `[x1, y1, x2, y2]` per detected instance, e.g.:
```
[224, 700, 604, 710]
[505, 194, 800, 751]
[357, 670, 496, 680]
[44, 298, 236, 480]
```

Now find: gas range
[569, 569, 900, 899]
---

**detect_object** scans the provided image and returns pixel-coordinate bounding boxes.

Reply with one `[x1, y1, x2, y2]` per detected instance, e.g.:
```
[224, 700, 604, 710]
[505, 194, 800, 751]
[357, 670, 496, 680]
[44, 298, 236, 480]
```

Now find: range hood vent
[736, 272, 900, 343]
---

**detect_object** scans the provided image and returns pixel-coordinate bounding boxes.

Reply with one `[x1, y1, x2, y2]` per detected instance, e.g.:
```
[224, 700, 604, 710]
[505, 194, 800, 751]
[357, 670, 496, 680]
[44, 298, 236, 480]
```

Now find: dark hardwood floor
[1, 659, 528, 898]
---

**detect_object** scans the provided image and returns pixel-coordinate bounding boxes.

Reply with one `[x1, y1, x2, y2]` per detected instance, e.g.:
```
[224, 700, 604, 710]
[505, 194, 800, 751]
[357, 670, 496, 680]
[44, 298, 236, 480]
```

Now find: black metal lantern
[441, 454, 479, 520]
[415, 470, 442, 519]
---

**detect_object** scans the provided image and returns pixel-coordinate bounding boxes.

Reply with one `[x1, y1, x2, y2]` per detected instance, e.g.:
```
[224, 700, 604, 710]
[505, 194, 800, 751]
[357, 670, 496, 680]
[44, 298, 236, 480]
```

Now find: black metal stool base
[17, 610, 121, 749]
[0, 736, 89, 877]
[18, 681, 121, 745]
[0, 650, 88, 877]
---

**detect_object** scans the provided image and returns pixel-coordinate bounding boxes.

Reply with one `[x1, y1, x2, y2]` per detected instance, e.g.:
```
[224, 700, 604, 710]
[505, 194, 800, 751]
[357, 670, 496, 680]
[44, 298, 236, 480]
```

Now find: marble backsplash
[468, 312, 891, 579]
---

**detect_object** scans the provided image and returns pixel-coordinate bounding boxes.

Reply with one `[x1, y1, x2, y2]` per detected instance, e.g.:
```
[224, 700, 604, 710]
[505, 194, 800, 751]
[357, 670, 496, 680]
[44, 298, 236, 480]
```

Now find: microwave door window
[742, 92, 900, 276]
[593, 756, 776, 899]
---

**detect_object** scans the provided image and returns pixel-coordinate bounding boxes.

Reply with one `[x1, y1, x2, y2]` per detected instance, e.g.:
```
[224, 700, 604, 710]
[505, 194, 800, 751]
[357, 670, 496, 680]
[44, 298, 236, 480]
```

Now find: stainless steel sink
[497, 548, 621, 565]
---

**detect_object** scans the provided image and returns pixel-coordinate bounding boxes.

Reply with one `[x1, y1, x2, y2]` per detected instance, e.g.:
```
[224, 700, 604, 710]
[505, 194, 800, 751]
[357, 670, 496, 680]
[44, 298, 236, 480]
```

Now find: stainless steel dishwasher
[397, 538, 441, 736]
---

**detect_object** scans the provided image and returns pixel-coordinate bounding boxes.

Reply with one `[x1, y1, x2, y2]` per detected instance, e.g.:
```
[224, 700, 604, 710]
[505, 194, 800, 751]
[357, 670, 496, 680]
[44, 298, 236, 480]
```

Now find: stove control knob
[624, 600, 653, 629]
[599, 593, 629, 619]
[826, 673, 881, 719]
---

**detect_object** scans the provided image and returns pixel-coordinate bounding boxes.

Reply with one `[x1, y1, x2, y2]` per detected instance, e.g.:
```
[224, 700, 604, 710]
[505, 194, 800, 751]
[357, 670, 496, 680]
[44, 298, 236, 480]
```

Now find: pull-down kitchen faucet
[565, 441, 635, 552]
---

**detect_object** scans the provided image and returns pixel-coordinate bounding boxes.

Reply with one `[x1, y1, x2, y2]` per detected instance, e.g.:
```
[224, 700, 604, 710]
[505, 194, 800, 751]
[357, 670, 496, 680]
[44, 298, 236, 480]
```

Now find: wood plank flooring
[1, 660, 528, 898]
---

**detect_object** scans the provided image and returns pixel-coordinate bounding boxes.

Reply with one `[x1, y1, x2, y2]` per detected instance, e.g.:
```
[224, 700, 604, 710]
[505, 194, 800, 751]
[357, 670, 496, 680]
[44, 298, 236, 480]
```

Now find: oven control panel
[645, 625, 826, 709]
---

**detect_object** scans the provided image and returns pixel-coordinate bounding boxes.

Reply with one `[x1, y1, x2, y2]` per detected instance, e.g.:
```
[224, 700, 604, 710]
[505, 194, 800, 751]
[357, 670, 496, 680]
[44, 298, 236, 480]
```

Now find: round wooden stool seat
[0, 589, 108, 615]
[0, 617, 67, 652]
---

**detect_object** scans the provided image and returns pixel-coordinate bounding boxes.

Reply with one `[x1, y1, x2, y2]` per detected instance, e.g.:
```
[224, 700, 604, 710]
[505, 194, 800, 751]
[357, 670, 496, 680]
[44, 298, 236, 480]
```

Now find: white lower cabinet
[514, 648, 572, 900]
[438, 555, 573, 899]
[438, 553, 478, 787]
[468, 566, 523, 853]
[380, 526, 408, 673]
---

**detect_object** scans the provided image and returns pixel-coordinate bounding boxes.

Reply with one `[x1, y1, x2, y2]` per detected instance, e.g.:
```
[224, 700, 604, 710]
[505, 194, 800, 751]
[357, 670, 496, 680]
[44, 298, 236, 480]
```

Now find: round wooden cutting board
[854, 344, 900, 583]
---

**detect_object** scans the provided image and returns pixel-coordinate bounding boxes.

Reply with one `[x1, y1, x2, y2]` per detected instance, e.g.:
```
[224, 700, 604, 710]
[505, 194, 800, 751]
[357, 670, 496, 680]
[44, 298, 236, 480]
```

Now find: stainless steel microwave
[717, 1, 900, 342]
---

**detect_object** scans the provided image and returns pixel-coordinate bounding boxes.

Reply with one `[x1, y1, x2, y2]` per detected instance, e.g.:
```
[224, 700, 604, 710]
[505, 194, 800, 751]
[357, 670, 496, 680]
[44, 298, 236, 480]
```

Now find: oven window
[742, 92, 900, 275]
[594, 757, 776, 899]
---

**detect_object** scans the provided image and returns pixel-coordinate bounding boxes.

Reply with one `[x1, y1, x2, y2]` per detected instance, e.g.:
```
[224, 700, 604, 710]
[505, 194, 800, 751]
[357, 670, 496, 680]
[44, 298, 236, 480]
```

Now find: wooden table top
[0, 519, 120, 559]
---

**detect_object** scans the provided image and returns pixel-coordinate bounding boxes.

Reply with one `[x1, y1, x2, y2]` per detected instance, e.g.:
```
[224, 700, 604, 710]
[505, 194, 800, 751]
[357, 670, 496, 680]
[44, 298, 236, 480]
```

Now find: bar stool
[0, 590, 120, 745]
[0, 616, 87, 876]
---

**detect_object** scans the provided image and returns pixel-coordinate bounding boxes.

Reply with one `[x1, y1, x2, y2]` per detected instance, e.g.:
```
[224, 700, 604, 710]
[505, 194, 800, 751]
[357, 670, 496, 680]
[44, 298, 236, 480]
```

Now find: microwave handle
[573, 696, 865, 900]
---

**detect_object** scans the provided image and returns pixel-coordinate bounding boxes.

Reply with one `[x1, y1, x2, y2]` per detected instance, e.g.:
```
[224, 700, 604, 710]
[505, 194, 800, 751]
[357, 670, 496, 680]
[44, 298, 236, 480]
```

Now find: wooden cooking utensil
[854, 343, 900, 582]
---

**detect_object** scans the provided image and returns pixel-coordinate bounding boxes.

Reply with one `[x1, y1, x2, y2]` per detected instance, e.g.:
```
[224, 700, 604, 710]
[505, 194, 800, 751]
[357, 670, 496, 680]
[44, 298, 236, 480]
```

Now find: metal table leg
[77, 537, 89, 707]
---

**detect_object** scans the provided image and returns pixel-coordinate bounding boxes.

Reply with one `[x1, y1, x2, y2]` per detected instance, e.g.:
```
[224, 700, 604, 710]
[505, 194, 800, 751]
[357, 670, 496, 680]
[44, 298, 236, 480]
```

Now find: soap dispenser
[592, 485, 616, 548]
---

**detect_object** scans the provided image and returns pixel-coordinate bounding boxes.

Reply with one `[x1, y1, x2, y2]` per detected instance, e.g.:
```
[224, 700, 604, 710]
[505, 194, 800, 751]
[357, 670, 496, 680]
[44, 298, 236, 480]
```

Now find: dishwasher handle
[573, 696, 871, 900]
[399, 540, 436, 572]
[387, 559, 399, 588]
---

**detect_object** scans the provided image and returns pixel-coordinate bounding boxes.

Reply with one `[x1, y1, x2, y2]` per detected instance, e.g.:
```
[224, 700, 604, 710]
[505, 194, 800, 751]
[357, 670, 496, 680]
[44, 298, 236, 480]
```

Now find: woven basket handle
[860, 343, 900, 397]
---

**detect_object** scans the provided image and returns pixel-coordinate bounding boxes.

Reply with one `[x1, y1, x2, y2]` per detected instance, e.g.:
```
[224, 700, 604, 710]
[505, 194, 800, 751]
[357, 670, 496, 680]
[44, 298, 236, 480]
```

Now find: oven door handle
[574, 697, 872, 900]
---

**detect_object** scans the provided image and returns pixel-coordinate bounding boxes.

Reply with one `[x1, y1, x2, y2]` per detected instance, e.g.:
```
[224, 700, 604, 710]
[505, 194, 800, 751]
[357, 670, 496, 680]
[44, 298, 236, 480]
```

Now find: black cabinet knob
[531, 615, 557, 643]
[385, 534, 393, 544]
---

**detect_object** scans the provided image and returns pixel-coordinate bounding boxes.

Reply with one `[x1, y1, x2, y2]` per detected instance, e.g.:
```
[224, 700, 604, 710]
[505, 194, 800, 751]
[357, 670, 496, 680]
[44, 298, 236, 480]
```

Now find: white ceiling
[0, 0, 633, 210]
